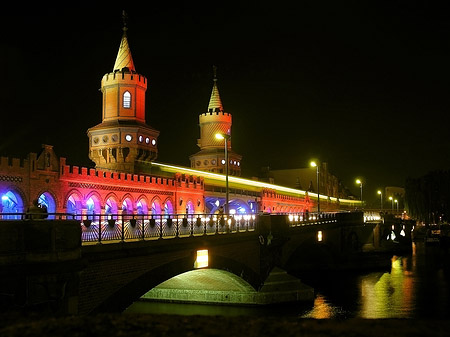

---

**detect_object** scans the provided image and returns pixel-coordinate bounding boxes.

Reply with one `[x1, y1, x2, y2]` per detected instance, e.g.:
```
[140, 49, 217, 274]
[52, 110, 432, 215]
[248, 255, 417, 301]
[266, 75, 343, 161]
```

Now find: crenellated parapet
[101, 70, 147, 88]
[59, 164, 204, 192]
[0, 155, 28, 173]
[199, 111, 232, 123]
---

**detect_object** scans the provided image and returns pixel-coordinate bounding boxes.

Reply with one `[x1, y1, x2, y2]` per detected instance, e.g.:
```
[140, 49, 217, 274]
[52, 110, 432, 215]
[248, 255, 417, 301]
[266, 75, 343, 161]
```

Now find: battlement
[102, 70, 147, 87]
[0, 155, 27, 171]
[199, 111, 232, 124]
[59, 164, 203, 191]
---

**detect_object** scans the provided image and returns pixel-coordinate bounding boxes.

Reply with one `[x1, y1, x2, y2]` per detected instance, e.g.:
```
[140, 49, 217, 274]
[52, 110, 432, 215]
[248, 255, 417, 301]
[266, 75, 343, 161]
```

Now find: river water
[125, 242, 450, 319]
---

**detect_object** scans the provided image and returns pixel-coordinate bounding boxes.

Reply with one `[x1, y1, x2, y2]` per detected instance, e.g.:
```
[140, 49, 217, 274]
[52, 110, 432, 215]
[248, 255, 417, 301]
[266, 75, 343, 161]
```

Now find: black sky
[2, 2, 450, 205]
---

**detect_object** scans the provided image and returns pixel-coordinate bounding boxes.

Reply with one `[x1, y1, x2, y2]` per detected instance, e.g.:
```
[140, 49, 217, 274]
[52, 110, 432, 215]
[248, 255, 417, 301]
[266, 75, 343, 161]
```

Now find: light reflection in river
[359, 256, 414, 318]
[300, 294, 345, 318]
[301, 242, 450, 319]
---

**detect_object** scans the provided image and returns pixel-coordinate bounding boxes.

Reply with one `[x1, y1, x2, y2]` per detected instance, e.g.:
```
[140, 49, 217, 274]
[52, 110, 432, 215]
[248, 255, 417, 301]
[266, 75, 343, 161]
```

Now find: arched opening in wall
[67, 194, 83, 220]
[204, 197, 253, 215]
[122, 198, 133, 215]
[105, 197, 118, 219]
[185, 200, 195, 214]
[86, 195, 101, 220]
[136, 199, 148, 215]
[151, 200, 161, 215]
[204, 197, 220, 214]
[0, 190, 23, 219]
[265, 207, 272, 214]
[229, 199, 251, 215]
[164, 200, 174, 217]
[38, 192, 56, 219]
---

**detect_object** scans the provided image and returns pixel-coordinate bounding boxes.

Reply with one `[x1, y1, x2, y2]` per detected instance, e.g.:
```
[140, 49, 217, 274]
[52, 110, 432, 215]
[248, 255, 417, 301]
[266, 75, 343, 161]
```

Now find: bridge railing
[79, 213, 257, 243]
[0, 212, 257, 243]
[288, 212, 338, 227]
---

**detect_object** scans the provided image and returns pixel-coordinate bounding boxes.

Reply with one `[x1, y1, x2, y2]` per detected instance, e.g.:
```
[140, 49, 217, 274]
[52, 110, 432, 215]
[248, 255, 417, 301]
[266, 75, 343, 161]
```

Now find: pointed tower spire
[113, 11, 135, 72]
[208, 65, 223, 112]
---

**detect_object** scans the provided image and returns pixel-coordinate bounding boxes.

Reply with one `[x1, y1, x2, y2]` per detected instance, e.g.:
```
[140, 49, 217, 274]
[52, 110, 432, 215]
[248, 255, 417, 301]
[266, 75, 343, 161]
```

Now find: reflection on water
[300, 242, 450, 319]
[300, 294, 346, 318]
[126, 242, 450, 318]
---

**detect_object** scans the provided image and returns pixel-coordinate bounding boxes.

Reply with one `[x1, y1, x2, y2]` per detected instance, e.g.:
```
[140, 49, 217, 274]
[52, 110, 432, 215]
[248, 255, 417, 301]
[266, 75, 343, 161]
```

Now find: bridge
[0, 211, 413, 315]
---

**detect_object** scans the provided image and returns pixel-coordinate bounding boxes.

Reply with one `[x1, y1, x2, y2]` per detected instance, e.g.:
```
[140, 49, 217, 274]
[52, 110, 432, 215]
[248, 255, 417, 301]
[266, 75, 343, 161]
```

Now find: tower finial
[122, 10, 128, 32]
[213, 65, 218, 81]
[208, 65, 223, 112]
[113, 10, 135, 72]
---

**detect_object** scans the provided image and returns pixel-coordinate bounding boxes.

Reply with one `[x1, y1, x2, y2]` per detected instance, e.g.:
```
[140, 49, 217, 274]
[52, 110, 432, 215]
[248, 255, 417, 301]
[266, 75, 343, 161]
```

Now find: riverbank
[1, 312, 449, 337]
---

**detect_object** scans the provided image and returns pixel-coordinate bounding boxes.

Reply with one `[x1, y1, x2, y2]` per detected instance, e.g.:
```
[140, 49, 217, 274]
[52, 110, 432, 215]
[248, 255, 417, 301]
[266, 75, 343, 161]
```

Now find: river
[125, 242, 450, 319]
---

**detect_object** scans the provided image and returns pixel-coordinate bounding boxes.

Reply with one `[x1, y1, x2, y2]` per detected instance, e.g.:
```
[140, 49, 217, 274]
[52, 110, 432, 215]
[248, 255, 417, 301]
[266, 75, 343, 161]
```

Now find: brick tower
[87, 15, 159, 173]
[189, 67, 242, 176]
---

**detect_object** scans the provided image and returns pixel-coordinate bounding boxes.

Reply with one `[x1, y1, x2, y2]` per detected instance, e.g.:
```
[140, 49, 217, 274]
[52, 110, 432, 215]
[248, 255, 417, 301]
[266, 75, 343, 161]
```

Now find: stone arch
[121, 194, 134, 214]
[150, 197, 162, 215]
[65, 190, 84, 219]
[87, 252, 260, 314]
[0, 188, 25, 218]
[228, 198, 251, 215]
[104, 193, 119, 219]
[85, 191, 102, 215]
[136, 195, 149, 215]
[37, 191, 57, 219]
[163, 197, 174, 216]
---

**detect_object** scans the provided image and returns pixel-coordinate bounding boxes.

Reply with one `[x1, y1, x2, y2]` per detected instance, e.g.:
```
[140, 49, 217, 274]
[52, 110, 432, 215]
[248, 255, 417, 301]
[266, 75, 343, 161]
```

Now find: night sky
[2, 3, 450, 205]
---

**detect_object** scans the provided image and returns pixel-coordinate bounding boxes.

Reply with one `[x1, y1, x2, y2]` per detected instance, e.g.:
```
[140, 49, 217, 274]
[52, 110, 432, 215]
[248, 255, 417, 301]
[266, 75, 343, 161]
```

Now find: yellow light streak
[151, 162, 362, 205]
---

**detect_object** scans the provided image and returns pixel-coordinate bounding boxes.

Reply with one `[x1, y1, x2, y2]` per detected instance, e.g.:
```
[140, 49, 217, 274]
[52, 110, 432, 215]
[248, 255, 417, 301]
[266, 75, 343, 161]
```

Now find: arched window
[123, 91, 131, 108]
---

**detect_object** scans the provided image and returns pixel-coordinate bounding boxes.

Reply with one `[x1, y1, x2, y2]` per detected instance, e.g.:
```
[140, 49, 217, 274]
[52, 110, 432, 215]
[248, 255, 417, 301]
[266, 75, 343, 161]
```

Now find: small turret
[189, 67, 242, 176]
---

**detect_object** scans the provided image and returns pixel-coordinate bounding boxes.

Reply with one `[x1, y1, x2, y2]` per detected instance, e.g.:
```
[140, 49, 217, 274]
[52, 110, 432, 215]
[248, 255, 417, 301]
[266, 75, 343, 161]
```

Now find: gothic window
[123, 91, 131, 108]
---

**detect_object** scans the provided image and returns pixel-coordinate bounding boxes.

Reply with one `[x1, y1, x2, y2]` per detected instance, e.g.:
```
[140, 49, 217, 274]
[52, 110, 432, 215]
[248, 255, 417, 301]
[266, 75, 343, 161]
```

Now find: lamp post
[310, 161, 320, 214]
[356, 179, 363, 205]
[389, 196, 394, 211]
[377, 190, 383, 211]
[394, 199, 398, 212]
[215, 133, 230, 215]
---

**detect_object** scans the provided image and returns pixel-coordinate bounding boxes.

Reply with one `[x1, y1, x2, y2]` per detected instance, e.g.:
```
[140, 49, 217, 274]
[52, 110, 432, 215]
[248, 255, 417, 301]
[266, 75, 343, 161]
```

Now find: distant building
[262, 163, 355, 200]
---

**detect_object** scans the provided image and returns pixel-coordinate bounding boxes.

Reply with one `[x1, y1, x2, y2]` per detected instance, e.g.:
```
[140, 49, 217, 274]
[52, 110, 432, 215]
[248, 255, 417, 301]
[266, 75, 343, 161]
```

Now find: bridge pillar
[0, 220, 82, 315]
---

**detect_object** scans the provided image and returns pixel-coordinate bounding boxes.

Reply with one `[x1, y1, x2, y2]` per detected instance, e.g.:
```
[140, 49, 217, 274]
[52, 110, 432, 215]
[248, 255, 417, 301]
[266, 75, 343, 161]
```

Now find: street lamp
[389, 196, 394, 211]
[356, 179, 363, 205]
[310, 161, 320, 214]
[377, 190, 383, 211]
[394, 199, 398, 212]
[215, 133, 230, 215]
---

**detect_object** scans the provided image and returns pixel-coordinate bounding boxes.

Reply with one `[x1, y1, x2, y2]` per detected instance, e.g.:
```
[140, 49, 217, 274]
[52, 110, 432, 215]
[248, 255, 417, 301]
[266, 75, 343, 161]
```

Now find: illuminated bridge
[0, 211, 413, 315]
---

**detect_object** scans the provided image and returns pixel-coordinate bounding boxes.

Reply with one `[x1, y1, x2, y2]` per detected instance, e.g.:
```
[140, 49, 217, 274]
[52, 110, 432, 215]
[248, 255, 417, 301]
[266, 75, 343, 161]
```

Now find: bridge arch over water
[81, 237, 262, 314]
